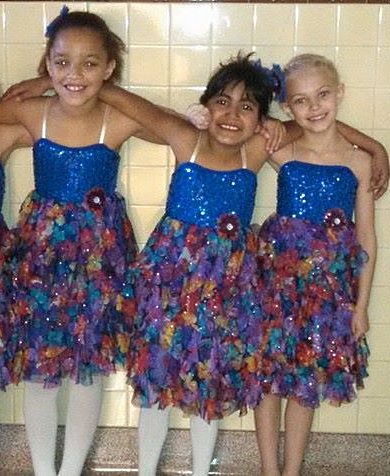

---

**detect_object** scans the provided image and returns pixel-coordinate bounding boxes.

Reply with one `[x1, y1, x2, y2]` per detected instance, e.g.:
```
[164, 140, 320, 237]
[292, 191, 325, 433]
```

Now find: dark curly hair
[38, 11, 126, 83]
[200, 52, 274, 119]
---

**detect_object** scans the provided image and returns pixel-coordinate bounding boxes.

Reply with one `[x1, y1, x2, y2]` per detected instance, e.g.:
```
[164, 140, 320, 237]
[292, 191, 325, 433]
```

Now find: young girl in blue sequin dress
[0, 125, 32, 391]
[99, 53, 288, 476]
[254, 54, 377, 476]
[0, 10, 161, 476]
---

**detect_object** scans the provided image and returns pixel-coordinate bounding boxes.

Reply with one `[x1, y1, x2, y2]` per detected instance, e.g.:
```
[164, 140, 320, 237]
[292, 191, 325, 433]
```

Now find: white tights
[138, 405, 218, 476]
[24, 378, 103, 476]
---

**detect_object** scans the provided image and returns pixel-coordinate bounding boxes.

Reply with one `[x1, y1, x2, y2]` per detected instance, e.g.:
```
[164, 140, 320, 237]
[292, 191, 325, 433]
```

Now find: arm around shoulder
[337, 121, 389, 199]
[0, 123, 32, 160]
[0, 96, 43, 135]
[99, 84, 195, 151]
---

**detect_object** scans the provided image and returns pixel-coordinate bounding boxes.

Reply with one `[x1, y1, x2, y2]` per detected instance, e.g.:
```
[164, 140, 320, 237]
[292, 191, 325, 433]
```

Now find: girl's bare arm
[99, 84, 195, 161]
[353, 151, 377, 337]
[337, 121, 389, 199]
[0, 124, 32, 160]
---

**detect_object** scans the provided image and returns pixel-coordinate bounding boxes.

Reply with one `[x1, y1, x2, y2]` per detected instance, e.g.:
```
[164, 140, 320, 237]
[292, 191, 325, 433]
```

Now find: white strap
[189, 132, 202, 163]
[241, 144, 247, 169]
[41, 98, 50, 139]
[98, 106, 110, 144]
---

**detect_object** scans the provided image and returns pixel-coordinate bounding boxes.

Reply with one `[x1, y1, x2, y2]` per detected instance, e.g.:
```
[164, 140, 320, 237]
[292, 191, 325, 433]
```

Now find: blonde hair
[284, 53, 340, 85]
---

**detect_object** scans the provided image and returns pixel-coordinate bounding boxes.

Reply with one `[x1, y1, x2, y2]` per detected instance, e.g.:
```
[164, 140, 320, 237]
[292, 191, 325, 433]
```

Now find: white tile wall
[296, 5, 337, 46]
[0, 2, 389, 435]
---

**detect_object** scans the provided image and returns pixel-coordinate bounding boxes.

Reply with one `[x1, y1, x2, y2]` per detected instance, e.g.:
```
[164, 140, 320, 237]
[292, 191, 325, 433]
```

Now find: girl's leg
[190, 416, 218, 476]
[24, 382, 60, 476]
[282, 399, 314, 476]
[58, 377, 103, 476]
[254, 394, 282, 476]
[138, 405, 170, 476]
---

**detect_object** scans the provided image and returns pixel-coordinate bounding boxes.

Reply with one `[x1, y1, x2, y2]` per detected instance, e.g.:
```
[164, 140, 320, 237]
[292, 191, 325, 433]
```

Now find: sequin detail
[128, 162, 262, 421]
[34, 139, 119, 202]
[7, 141, 137, 388]
[166, 162, 257, 228]
[257, 159, 369, 408]
[277, 161, 358, 224]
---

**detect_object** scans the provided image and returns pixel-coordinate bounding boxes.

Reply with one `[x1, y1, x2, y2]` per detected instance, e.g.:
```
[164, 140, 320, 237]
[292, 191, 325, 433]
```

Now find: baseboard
[0, 425, 389, 475]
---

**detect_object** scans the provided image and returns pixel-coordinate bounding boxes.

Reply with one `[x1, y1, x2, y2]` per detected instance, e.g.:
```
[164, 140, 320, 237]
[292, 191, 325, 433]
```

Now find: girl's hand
[351, 306, 369, 339]
[186, 103, 210, 130]
[2, 76, 53, 102]
[260, 118, 286, 154]
[370, 147, 389, 199]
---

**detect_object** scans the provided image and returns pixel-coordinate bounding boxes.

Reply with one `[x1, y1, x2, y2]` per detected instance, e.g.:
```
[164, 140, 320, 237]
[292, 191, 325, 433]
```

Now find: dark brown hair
[38, 11, 126, 83]
[200, 52, 274, 119]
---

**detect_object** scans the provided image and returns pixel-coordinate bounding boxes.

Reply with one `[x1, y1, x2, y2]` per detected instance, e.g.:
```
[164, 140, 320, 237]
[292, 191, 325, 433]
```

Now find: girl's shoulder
[171, 126, 204, 165]
[18, 96, 46, 111]
[18, 98, 47, 130]
[0, 97, 46, 139]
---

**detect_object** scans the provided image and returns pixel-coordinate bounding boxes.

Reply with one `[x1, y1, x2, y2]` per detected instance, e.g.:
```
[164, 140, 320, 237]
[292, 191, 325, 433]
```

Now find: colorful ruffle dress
[128, 135, 263, 421]
[0, 164, 13, 390]
[7, 101, 137, 388]
[257, 154, 369, 408]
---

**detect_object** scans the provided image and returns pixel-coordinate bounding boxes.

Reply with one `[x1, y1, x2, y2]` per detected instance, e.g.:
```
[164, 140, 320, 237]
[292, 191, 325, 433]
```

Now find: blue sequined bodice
[277, 160, 358, 223]
[166, 162, 257, 228]
[33, 139, 120, 202]
[0, 163, 4, 210]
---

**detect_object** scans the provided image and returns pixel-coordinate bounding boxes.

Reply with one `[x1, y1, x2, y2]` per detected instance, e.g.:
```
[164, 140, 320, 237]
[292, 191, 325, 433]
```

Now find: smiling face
[206, 81, 261, 147]
[46, 27, 115, 108]
[284, 66, 344, 133]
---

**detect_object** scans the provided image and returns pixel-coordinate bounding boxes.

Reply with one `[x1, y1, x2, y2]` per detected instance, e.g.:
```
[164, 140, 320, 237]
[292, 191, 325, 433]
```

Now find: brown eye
[216, 98, 227, 106]
[242, 103, 253, 111]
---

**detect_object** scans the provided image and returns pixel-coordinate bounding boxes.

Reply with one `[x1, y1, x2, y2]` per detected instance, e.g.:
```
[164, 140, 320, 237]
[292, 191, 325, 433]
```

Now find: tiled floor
[1, 425, 390, 475]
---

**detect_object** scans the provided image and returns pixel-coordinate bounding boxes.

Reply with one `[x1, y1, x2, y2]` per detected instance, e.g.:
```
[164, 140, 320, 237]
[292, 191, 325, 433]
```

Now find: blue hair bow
[45, 5, 69, 38]
[252, 59, 286, 103]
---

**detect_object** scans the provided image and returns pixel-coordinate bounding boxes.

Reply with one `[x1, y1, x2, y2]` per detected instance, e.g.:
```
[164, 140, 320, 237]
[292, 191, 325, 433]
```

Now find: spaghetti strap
[41, 98, 51, 139]
[292, 141, 297, 161]
[189, 133, 202, 163]
[241, 144, 248, 169]
[99, 106, 110, 144]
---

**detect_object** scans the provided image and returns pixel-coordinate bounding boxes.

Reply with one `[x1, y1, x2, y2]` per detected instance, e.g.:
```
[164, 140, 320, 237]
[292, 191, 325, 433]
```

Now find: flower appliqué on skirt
[217, 213, 240, 240]
[86, 187, 106, 211]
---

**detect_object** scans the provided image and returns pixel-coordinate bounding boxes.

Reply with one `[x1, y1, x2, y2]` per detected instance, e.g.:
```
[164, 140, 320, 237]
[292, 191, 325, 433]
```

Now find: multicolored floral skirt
[0, 215, 14, 391]
[128, 214, 263, 421]
[256, 209, 369, 408]
[7, 190, 137, 388]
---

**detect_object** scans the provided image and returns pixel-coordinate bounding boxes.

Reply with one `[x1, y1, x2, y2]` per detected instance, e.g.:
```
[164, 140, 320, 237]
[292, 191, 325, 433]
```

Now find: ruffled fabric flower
[128, 215, 262, 421]
[0, 219, 17, 390]
[256, 212, 369, 408]
[217, 213, 240, 240]
[86, 187, 106, 211]
[7, 191, 137, 387]
[324, 208, 348, 229]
